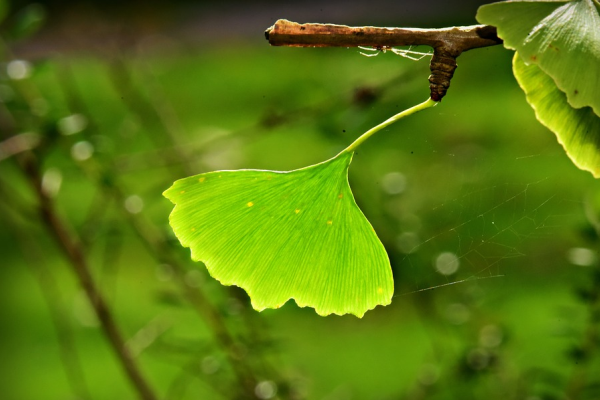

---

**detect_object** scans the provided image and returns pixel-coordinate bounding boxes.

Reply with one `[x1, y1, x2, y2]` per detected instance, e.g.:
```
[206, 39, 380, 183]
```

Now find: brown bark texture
[265, 19, 502, 100]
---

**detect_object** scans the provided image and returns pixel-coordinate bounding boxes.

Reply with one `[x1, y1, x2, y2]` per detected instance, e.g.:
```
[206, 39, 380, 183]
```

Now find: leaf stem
[342, 98, 438, 153]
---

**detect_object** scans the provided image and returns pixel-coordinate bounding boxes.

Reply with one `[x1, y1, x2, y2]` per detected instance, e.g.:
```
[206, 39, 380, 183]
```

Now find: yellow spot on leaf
[295, 209, 301, 214]
[338, 193, 343, 199]
[327, 220, 333, 225]
[377, 287, 383, 294]
[180, 190, 185, 194]
[247, 202, 254, 207]
[191, 228, 196, 231]
[198, 177, 205, 183]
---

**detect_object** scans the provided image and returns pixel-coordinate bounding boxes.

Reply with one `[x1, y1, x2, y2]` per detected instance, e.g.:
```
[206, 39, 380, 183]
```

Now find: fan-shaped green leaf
[477, 0, 600, 116]
[513, 52, 600, 177]
[163, 151, 393, 317]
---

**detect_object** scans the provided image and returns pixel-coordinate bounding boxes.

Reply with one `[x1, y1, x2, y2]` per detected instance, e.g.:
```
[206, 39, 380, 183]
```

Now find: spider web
[340, 47, 585, 297]
[388, 174, 567, 295]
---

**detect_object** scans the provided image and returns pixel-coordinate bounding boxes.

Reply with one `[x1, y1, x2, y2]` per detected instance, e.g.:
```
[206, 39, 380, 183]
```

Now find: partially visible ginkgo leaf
[477, 0, 600, 116]
[477, 0, 600, 176]
[513, 53, 600, 177]
[164, 151, 393, 317]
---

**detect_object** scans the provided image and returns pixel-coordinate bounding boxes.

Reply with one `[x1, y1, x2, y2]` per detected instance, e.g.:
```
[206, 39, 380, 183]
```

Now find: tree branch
[56, 61, 265, 397]
[17, 152, 159, 400]
[0, 192, 92, 400]
[265, 19, 500, 50]
[265, 19, 502, 101]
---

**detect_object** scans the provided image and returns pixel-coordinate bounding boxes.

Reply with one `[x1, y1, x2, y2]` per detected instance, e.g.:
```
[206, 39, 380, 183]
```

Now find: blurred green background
[1, 1, 599, 399]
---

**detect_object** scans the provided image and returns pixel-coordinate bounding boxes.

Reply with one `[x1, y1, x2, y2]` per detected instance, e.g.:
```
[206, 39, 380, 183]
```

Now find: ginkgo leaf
[477, 0, 600, 116]
[163, 151, 393, 317]
[513, 52, 600, 177]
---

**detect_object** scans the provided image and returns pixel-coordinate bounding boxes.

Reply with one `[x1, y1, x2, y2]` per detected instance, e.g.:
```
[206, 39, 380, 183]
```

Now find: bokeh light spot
[381, 171, 407, 194]
[435, 252, 460, 275]
[255, 380, 277, 399]
[124, 195, 144, 214]
[567, 247, 597, 267]
[71, 141, 94, 161]
[58, 114, 88, 136]
[7, 60, 32, 80]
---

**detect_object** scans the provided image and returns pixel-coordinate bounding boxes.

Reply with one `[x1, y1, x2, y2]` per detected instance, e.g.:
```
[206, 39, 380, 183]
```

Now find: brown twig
[17, 152, 159, 400]
[265, 19, 502, 101]
[0, 47, 158, 398]
[56, 62, 262, 397]
[0, 189, 92, 400]
[110, 182, 260, 398]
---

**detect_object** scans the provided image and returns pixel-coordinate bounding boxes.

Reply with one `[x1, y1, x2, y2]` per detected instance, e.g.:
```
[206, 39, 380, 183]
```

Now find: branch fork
[265, 19, 502, 100]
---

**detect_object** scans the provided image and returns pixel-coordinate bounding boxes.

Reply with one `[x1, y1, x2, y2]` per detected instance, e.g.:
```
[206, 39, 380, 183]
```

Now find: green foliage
[5, 3, 600, 398]
[10, 3, 46, 40]
[0, 1, 8, 25]
[477, 0, 600, 177]
[476, 0, 600, 114]
[164, 151, 393, 317]
[4, 37, 600, 400]
[513, 54, 600, 177]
